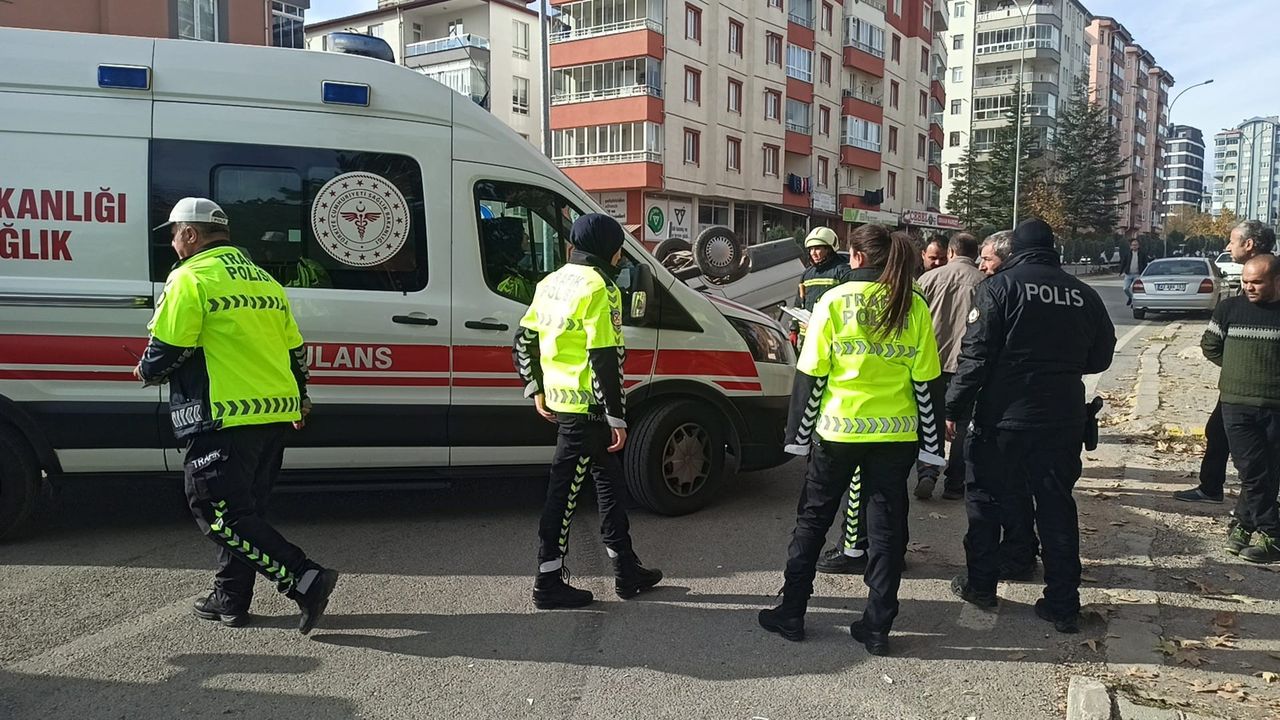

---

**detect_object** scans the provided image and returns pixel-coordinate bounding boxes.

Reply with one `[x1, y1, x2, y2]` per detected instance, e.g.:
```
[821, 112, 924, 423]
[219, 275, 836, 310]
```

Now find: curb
[1066, 676, 1113, 720]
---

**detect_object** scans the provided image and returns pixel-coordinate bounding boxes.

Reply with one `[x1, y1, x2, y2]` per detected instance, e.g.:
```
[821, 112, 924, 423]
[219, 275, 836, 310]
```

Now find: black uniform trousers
[538, 413, 634, 566]
[964, 425, 1083, 618]
[1222, 404, 1280, 538]
[184, 423, 314, 611]
[1196, 400, 1230, 498]
[785, 438, 916, 633]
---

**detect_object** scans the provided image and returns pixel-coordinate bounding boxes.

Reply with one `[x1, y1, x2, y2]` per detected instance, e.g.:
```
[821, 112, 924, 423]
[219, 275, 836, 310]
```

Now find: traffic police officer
[791, 226, 853, 345]
[135, 198, 338, 634]
[513, 213, 663, 609]
[947, 218, 1116, 634]
[759, 223, 946, 656]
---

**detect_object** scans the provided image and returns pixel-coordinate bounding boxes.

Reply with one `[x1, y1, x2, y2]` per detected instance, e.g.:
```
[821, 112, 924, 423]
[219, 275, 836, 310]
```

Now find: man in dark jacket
[1118, 238, 1151, 306]
[947, 219, 1116, 634]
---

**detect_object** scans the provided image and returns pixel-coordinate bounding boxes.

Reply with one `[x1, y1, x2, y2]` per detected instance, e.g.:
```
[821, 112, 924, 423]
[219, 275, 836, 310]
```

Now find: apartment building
[1088, 16, 1172, 238]
[0, 0, 309, 47]
[1212, 117, 1280, 225]
[939, 0, 1092, 213]
[304, 0, 543, 145]
[1163, 124, 1205, 216]
[548, 0, 952, 246]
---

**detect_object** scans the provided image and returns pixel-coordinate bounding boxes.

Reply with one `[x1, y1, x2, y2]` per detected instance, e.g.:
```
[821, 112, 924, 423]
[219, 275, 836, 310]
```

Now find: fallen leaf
[1081, 573, 1100, 583]
[1176, 637, 1204, 649]
[1109, 521, 1127, 527]
[1081, 639, 1099, 652]
[1008, 652, 1027, 661]
[1105, 589, 1143, 603]
[1226, 571, 1245, 582]
[928, 512, 947, 520]
[1172, 648, 1209, 667]
[1206, 634, 1237, 649]
[1187, 578, 1225, 595]
[882, 674, 894, 685]
[1260, 672, 1279, 684]
[1212, 611, 1238, 630]
[1126, 667, 1160, 679]
[907, 542, 930, 553]
[1189, 680, 1223, 694]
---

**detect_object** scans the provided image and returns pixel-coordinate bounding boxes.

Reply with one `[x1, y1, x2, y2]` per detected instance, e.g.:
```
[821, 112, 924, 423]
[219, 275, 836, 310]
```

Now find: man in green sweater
[1202, 254, 1280, 563]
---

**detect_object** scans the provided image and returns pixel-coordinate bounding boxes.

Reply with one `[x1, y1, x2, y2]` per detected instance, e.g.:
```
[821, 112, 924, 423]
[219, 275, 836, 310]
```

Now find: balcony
[853, 0, 886, 10]
[555, 150, 661, 168]
[552, 83, 662, 106]
[403, 33, 490, 68]
[840, 136, 882, 171]
[788, 12, 815, 30]
[973, 71, 1059, 89]
[975, 2, 1060, 24]
[933, 2, 949, 32]
[550, 17, 663, 44]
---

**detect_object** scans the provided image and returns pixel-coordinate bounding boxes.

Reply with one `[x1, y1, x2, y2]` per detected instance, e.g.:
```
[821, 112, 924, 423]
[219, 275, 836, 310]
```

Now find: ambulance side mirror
[621, 262, 656, 326]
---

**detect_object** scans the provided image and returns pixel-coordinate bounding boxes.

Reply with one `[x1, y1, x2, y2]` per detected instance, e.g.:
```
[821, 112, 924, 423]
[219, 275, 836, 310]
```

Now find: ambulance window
[149, 139, 429, 293]
[473, 180, 580, 305]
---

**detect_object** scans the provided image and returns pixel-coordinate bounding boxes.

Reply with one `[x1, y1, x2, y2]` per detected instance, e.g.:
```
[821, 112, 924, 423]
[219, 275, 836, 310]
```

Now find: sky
[307, 0, 1279, 138]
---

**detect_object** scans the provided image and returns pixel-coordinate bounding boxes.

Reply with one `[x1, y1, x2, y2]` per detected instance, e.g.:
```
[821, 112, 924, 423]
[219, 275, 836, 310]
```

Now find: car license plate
[1156, 283, 1185, 291]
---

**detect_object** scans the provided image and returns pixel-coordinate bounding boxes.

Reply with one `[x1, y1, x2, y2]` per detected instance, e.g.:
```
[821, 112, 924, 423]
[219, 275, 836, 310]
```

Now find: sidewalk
[1069, 319, 1280, 720]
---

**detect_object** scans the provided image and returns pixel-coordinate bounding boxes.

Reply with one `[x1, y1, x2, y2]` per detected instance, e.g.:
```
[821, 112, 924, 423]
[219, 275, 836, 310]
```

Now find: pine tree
[974, 104, 1039, 231]
[1050, 80, 1126, 240]
[945, 144, 982, 230]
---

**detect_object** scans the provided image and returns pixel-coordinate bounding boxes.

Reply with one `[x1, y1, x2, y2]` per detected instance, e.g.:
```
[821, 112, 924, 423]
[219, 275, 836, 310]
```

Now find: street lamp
[1003, 0, 1034, 231]
[1163, 78, 1213, 256]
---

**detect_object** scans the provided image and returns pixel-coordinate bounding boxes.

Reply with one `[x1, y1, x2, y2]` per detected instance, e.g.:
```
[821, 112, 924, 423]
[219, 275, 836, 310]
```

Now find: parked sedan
[1131, 257, 1230, 320]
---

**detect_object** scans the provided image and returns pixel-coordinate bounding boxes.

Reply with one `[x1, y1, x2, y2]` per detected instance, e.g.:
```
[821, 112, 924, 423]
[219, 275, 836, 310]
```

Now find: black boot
[849, 619, 890, 656]
[192, 592, 249, 628]
[291, 567, 339, 635]
[950, 575, 997, 608]
[758, 590, 808, 642]
[613, 554, 663, 599]
[1034, 599, 1080, 634]
[815, 547, 867, 575]
[533, 567, 594, 609]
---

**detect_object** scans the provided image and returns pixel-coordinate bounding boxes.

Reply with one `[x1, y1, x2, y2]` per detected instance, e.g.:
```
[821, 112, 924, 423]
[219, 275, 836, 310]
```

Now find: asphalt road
[0, 273, 1175, 720]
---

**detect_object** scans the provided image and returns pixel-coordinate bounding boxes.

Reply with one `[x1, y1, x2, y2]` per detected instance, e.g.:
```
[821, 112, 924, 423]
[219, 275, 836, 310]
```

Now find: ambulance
[0, 28, 796, 539]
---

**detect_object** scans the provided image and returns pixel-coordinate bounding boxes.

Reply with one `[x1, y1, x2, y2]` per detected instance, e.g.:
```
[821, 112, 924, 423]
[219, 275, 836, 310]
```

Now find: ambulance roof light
[322, 81, 371, 107]
[98, 64, 151, 90]
[326, 32, 396, 63]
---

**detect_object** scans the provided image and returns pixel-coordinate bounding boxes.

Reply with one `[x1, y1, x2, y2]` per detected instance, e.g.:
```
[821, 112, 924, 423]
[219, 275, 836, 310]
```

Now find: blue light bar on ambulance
[322, 81, 370, 107]
[98, 64, 151, 90]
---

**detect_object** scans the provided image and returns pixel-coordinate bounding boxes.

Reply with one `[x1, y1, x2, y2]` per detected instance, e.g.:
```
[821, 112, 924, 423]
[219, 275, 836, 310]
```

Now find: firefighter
[512, 213, 663, 609]
[791, 227, 853, 346]
[135, 198, 338, 634]
[759, 223, 946, 656]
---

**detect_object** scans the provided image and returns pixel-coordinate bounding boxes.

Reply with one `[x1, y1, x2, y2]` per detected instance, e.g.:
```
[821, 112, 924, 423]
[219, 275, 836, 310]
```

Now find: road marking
[1114, 320, 1152, 354]
[1084, 320, 1150, 398]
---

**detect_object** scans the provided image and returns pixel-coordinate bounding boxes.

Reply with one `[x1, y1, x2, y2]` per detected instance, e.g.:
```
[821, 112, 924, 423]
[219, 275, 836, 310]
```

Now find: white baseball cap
[153, 197, 230, 231]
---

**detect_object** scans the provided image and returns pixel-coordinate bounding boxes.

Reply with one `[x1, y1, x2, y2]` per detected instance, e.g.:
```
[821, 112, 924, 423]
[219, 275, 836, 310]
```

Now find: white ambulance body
[0, 28, 796, 538]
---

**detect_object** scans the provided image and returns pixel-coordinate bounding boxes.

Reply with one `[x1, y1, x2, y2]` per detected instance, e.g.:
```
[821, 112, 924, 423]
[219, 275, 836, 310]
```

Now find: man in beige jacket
[914, 232, 985, 500]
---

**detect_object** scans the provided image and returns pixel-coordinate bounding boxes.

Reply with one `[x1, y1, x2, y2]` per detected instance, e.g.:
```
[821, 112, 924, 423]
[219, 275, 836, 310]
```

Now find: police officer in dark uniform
[513, 213, 663, 609]
[947, 219, 1116, 634]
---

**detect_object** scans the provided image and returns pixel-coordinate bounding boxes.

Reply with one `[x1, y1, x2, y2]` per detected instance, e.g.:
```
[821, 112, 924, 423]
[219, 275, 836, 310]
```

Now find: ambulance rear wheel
[624, 400, 727, 515]
[0, 426, 41, 541]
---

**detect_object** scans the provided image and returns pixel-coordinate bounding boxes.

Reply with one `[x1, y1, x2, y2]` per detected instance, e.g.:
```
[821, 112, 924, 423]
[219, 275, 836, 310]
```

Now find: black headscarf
[570, 213, 625, 262]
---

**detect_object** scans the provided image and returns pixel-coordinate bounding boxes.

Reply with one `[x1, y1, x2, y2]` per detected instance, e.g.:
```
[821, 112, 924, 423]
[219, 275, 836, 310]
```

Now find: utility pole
[539, 0, 552, 158]
[1008, 0, 1032, 231]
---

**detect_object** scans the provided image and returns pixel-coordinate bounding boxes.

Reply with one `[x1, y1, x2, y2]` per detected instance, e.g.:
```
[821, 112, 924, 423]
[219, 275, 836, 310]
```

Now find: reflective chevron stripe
[212, 396, 301, 419]
[842, 469, 863, 550]
[832, 340, 919, 359]
[547, 388, 593, 406]
[794, 376, 828, 446]
[558, 456, 591, 556]
[914, 381, 941, 455]
[209, 500, 296, 587]
[820, 414, 918, 435]
[207, 294, 287, 313]
[535, 311, 584, 332]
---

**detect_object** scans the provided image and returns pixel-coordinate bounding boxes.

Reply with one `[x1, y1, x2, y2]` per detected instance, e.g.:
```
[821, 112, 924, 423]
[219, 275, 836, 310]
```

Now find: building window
[178, 0, 219, 42]
[950, 99, 961, 115]
[513, 20, 530, 59]
[552, 122, 664, 165]
[890, 81, 899, 108]
[765, 89, 781, 120]
[767, 33, 783, 65]
[512, 76, 530, 115]
[270, 2, 305, 48]
[920, 47, 929, 74]
[446, 18, 464, 36]
[888, 125, 898, 152]
[953, 34, 964, 50]
[954, 1, 967, 17]
[411, 22, 422, 43]
[686, 4, 702, 42]
[727, 137, 742, 171]
[768, 0, 781, 7]
[729, 19, 743, 55]
[786, 45, 813, 82]
[952, 67, 964, 83]
[684, 129, 701, 165]
[843, 117, 882, 151]
[685, 67, 701, 104]
[728, 78, 743, 113]
[887, 171, 897, 198]
[820, 54, 832, 85]
[368, 23, 384, 38]
[819, 105, 831, 135]
[891, 34, 901, 62]
[917, 133, 926, 160]
[893, 0, 902, 15]
[949, 131, 960, 147]
[916, 177, 925, 203]
[818, 156, 829, 187]
[822, 3, 834, 32]
[919, 91, 928, 117]
[763, 145, 780, 176]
